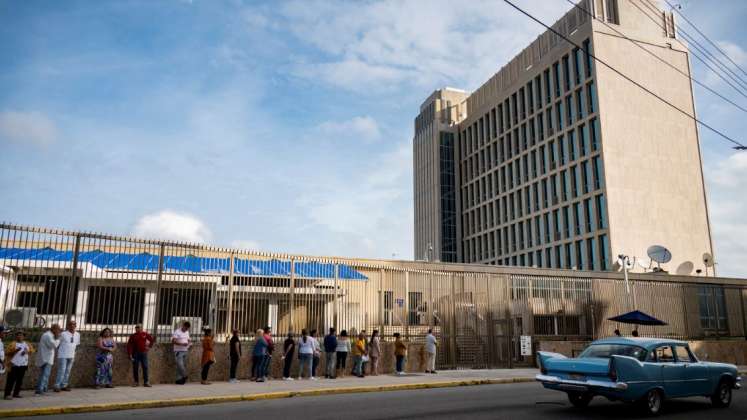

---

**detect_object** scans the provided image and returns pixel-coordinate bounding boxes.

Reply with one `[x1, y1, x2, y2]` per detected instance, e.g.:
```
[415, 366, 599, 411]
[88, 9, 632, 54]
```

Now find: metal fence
[0, 223, 745, 369]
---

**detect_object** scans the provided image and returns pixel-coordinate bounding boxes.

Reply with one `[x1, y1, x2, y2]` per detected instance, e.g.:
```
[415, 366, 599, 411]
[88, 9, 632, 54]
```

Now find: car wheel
[711, 380, 732, 408]
[567, 391, 593, 408]
[640, 389, 663, 416]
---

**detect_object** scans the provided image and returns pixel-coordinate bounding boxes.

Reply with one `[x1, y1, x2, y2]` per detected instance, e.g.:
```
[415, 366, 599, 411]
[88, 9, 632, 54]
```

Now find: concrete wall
[0, 341, 428, 391]
[539, 339, 747, 365]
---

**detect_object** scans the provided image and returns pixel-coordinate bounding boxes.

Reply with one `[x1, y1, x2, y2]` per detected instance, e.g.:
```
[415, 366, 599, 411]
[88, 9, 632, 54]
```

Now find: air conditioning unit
[5, 307, 37, 328]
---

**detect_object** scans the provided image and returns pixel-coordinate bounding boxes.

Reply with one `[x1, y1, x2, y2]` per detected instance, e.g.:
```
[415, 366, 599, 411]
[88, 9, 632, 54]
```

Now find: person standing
[127, 324, 154, 387]
[260, 326, 274, 381]
[296, 329, 314, 380]
[251, 329, 267, 382]
[0, 326, 6, 375]
[323, 328, 337, 379]
[281, 332, 295, 380]
[36, 324, 61, 395]
[200, 329, 215, 385]
[95, 328, 116, 389]
[171, 321, 192, 385]
[368, 330, 381, 376]
[4, 331, 34, 400]
[424, 329, 438, 374]
[310, 329, 321, 380]
[228, 329, 241, 383]
[335, 330, 350, 378]
[54, 320, 80, 392]
[394, 333, 406, 376]
[351, 332, 367, 378]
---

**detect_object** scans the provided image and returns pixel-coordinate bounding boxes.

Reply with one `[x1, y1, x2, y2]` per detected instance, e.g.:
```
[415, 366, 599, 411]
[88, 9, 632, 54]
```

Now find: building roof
[0, 247, 367, 280]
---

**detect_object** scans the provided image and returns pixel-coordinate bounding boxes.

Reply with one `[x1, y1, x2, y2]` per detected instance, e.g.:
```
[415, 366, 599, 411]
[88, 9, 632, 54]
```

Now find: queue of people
[0, 321, 440, 398]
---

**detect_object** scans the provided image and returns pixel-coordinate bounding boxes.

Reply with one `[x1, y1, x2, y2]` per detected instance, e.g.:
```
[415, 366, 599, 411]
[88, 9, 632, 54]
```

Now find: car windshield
[578, 344, 648, 362]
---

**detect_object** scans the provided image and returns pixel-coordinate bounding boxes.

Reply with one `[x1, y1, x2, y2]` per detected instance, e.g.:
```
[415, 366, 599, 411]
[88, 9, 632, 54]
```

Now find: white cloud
[260, 0, 569, 92]
[230, 239, 261, 251]
[0, 110, 57, 147]
[132, 210, 212, 243]
[717, 41, 747, 66]
[705, 153, 747, 278]
[317, 116, 381, 143]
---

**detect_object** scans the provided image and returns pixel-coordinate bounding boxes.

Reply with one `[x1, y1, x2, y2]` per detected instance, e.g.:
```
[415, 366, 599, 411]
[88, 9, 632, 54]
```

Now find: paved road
[19, 382, 747, 420]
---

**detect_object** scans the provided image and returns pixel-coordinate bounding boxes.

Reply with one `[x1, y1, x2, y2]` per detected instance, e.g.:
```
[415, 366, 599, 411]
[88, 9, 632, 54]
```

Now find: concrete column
[268, 297, 278, 330]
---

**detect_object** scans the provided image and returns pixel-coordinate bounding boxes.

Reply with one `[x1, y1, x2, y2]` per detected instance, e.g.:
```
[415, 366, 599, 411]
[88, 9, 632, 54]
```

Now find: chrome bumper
[736, 376, 742, 389]
[536, 374, 628, 391]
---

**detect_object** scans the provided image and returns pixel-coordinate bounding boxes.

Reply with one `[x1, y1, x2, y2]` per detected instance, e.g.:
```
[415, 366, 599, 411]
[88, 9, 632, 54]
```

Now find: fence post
[226, 252, 235, 339]
[505, 275, 513, 369]
[333, 264, 339, 331]
[485, 274, 493, 367]
[289, 258, 295, 334]
[379, 268, 384, 336]
[739, 287, 747, 339]
[405, 271, 410, 341]
[449, 272, 457, 369]
[151, 243, 165, 338]
[65, 235, 81, 321]
[428, 271, 434, 331]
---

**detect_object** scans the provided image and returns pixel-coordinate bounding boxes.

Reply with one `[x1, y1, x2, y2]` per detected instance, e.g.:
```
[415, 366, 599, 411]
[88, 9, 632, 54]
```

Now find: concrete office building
[413, 0, 714, 274]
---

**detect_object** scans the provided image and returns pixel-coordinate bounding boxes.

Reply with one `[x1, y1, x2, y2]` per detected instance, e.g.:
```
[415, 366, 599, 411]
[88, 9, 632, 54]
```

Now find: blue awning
[0, 247, 367, 280]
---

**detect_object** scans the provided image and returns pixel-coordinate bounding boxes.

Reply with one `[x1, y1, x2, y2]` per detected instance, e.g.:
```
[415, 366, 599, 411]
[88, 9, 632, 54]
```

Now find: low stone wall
[1, 341, 428, 390]
[538, 339, 747, 365]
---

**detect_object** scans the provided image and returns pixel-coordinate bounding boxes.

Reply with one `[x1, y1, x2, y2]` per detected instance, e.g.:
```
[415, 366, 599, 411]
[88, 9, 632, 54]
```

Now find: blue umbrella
[608, 310, 667, 326]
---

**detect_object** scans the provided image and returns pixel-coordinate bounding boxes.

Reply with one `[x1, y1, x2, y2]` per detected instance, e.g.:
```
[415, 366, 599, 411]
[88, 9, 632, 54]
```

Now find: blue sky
[0, 0, 745, 277]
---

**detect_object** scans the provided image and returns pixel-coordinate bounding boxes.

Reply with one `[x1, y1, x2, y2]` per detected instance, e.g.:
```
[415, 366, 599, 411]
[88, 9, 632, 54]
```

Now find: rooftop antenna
[702, 252, 714, 277]
[647, 245, 672, 273]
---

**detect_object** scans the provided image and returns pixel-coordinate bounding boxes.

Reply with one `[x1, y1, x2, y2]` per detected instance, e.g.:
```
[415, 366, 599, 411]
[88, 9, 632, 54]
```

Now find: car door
[656, 345, 687, 397]
[674, 345, 711, 396]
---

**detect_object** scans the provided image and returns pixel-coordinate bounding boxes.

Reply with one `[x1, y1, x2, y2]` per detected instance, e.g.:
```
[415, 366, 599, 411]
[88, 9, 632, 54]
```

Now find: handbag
[361, 355, 370, 363]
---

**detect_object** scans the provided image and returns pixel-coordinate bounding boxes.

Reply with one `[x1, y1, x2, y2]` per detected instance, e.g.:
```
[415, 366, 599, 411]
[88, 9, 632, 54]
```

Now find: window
[587, 81, 597, 114]
[566, 96, 574, 125]
[553, 62, 561, 97]
[86, 286, 145, 325]
[408, 292, 425, 325]
[674, 346, 695, 363]
[15, 274, 78, 315]
[562, 55, 571, 91]
[580, 344, 648, 362]
[605, 0, 620, 24]
[158, 287, 213, 325]
[593, 156, 604, 190]
[599, 234, 610, 270]
[568, 130, 577, 161]
[573, 48, 582, 84]
[583, 39, 593, 77]
[544, 69, 551, 103]
[556, 101, 564, 130]
[585, 198, 595, 232]
[384, 291, 394, 325]
[574, 202, 583, 235]
[576, 89, 585, 119]
[655, 346, 675, 363]
[596, 194, 607, 229]
[579, 124, 589, 157]
[591, 117, 600, 151]
[698, 286, 728, 332]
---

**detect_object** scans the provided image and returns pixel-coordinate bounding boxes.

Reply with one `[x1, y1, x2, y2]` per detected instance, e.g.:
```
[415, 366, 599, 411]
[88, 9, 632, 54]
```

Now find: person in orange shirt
[201, 329, 215, 385]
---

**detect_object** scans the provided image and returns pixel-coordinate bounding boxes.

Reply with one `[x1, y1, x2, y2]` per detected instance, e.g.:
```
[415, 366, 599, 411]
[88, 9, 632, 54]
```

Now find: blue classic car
[536, 337, 740, 415]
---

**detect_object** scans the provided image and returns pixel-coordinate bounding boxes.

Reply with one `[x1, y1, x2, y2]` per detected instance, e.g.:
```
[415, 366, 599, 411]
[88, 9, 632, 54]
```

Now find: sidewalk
[0, 369, 538, 417]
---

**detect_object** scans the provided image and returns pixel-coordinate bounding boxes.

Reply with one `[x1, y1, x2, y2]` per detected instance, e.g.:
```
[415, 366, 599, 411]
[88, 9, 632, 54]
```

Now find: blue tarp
[0, 247, 367, 280]
[608, 310, 667, 326]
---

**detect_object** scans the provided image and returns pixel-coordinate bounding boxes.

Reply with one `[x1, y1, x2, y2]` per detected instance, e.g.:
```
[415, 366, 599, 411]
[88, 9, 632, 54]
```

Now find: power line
[638, 0, 747, 93]
[563, 0, 747, 114]
[498, 0, 745, 149]
[633, 0, 747, 98]
[664, 0, 747, 80]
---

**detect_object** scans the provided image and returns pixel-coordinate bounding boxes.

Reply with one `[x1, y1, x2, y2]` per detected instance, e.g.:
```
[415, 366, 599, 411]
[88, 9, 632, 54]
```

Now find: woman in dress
[95, 328, 116, 389]
[368, 330, 381, 376]
[201, 328, 215, 385]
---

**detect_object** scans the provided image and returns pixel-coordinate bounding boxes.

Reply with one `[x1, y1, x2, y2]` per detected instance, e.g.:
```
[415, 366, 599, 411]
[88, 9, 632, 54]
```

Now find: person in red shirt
[127, 325, 155, 387]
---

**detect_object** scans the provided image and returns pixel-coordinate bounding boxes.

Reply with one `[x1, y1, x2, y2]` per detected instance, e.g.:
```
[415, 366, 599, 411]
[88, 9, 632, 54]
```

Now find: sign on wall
[520, 335, 532, 356]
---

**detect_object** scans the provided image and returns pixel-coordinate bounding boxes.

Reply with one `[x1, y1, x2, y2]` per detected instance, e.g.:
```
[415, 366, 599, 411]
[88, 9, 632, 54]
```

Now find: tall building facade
[413, 0, 714, 273]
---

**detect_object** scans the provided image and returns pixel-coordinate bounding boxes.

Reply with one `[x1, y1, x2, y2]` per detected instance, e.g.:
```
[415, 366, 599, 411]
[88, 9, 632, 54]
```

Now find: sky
[0, 0, 745, 277]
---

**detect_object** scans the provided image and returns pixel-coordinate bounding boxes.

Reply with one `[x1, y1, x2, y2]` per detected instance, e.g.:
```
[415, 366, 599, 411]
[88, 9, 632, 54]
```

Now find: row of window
[463, 157, 606, 236]
[463, 195, 608, 264]
[475, 233, 612, 271]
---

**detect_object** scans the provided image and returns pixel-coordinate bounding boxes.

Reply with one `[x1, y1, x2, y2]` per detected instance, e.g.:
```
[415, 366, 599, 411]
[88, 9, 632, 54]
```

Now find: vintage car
[536, 337, 740, 415]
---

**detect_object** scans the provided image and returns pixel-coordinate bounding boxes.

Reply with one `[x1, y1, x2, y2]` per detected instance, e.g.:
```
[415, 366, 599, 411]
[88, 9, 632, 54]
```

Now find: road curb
[0, 377, 535, 418]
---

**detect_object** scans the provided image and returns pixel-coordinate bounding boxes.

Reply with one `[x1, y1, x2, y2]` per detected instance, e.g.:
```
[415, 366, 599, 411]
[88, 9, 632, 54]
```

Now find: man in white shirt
[54, 320, 80, 392]
[171, 321, 192, 385]
[424, 329, 438, 374]
[35, 324, 61, 395]
[0, 326, 6, 375]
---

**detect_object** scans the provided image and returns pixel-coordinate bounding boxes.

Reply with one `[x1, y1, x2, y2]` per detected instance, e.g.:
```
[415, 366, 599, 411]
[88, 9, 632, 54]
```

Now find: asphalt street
[18, 382, 747, 420]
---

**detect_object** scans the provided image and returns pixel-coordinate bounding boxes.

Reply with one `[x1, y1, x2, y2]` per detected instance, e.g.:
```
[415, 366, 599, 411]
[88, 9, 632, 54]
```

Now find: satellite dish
[703, 252, 714, 268]
[637, 258, 652, 271]
[676, 261, 694, 276]
[647, 245, 672, 264]
[624, 257, 636, 270]
[5, 310, 23, 327]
